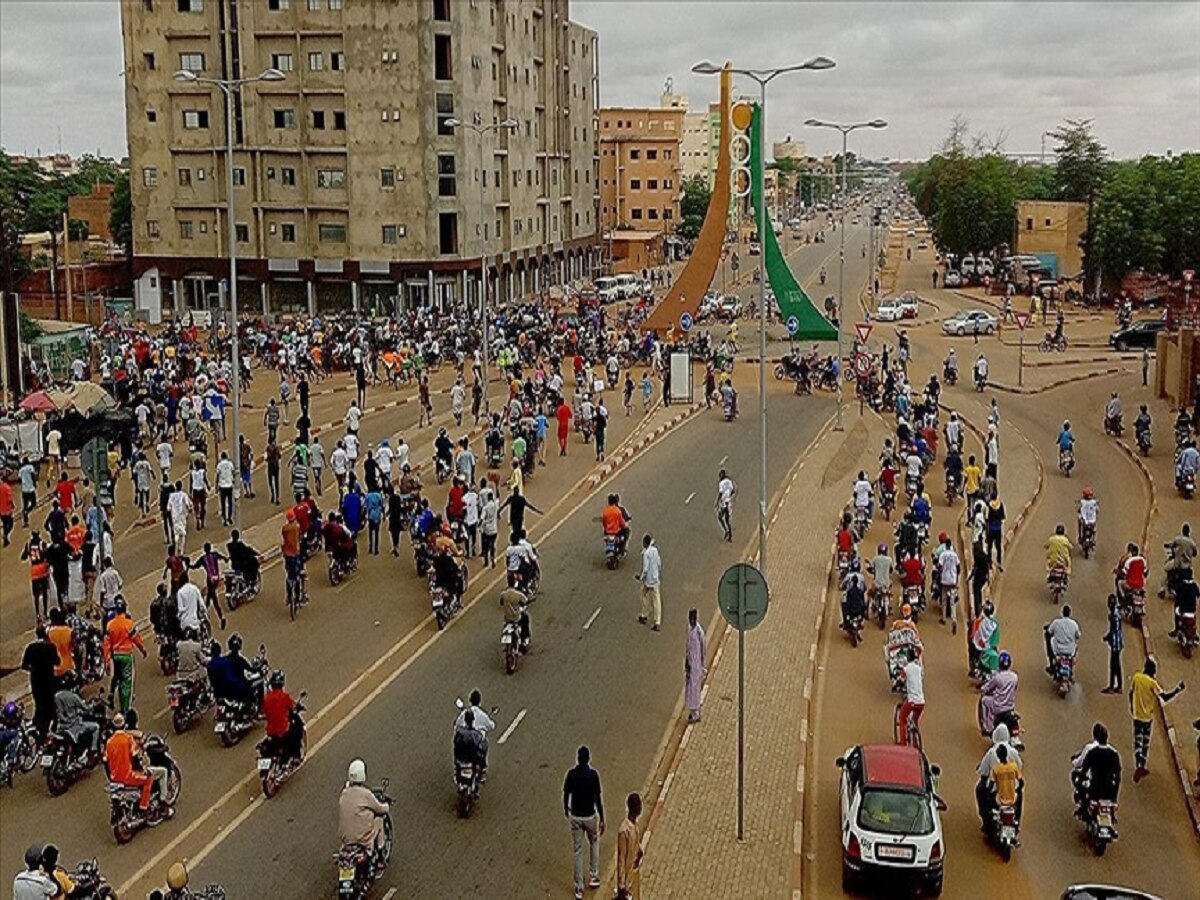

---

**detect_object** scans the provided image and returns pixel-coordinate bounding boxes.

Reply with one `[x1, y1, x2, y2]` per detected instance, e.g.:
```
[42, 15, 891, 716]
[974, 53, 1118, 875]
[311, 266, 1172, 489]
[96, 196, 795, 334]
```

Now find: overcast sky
[1, 1, 1197, 161]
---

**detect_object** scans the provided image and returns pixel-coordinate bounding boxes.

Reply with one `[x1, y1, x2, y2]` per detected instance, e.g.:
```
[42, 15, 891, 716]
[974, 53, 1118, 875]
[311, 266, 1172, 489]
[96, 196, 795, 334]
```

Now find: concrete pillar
[260, 282, 268, 317]
[351, 280, 360, 314]
[172, 280, 183, 315]
[306, 280, 316, 317]
[507, 269, 514, 302]
[427, 270, 435, 312]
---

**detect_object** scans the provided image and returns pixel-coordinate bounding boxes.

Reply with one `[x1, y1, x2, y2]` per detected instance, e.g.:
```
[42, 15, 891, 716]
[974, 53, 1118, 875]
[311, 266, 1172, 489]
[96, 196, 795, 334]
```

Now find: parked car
[837, 744, 945, 897]
[594, 277, 621, 305]
[697, 290, 721, 321]
[897, 292, 921, 319]
[1109, 319, 1166, 352]
[960, 255, 978, 275]
[942, 269, 962, 288]
[1060, 887, 1162, 900]
[976, 257, 995, 276]
[873, 298, 905, 322]
[942, 309, 998, 336]
[612, 273, 643, 300]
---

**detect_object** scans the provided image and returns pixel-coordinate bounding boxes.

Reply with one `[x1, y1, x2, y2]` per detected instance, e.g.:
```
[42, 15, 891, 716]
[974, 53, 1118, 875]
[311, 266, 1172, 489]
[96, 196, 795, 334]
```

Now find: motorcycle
[213, 647, 269, 747]
[62, 857, 117, 899]
[224, 569, 262, 611]
[108, 734, 182, 844]
[986, 801, 1022, 861]
[43, 698, 111, 796]
[167, 677, 214, 734]
[903, 583, 925, 622]
[69, 615, 106, 686]
[842, 611, 864, 648]
[904, 473, 920, 500]
[974, 371, 987, 392]
[0, 703, 41, 788]
[1103, 413, 1124, 437]
[1047, 565, 1069, 603]
[1059, 448, 1075, 477]
[454, 756, 483, 818]
[335, 780, 394, 898]
[870, 587, 892, 630]
[879, 486, 896, 521]
[604, 532, 627, 570]
[1079, 522, 1096, 560]
[836, 549, 854, 579]
[1136, 427, 1152, 456]
[1177, 470, 1196, 499]
[1176, 611, 1198, 659]
[852, 506, 870, 542]
[157, 632, 179, 677]
[1050, 653, 1075, 697]
[507, 561, 540, 600]
[329, 551, 357, 586]
[1077, 791, 1119, 857]
[435, 455, 451, 485]
[257, 692, 307, 798]
[1039, 332, 1068, 352]
[945, 472, 961, 505]
[977, 699, 1025, 751]
[942, 363, 958, 386]
[430, 566, 466, 631]
[501, 607, 528, 675]
[487, 443, 504, 469]
[1117, 584, 1146, 627]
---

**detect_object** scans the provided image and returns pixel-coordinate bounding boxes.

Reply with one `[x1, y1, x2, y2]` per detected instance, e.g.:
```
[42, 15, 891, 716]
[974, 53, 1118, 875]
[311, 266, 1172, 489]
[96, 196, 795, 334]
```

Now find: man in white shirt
[1044, 604, 1082, 671]
[937, 537, 961, 628]
[376, 440, 394, 487]
[716, 469, 737, 542]
[215, 451, 236, 526]
[1078, 488, 1099, 544]
[898, 654, 925, 746]
[167, 481, 192, 550]
[454, 690, 496, 734]
[176, 580, 207, 635]
[309, 437, 326, 495]
[851, 470, 873, 518]
[45, 428, 63, 486]
[944, 413, 963, 454]
[463, 484, 480, 557]
[330, 443, 349, 494]
[156, 439, 173, 482]
[637, 533, 663, 630]
[135, 401, 152, 440]
[97, 558, 125, 614]
[12, 846, 59, 899]
[345, 401, 362, 435]
[343, 432, 360, 471]
[393, 436, 410, 472]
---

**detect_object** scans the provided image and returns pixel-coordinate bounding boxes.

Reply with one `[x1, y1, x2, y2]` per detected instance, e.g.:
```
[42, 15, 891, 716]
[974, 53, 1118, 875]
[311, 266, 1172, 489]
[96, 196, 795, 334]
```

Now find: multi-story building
[597, 106, 683, 233]
[119, 0, 600, 323]
[772, 136, 806, 163]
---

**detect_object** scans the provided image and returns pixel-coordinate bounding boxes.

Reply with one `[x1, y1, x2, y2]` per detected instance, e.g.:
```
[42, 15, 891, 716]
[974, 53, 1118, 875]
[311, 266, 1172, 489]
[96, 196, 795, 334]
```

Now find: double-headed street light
[804, 117, 888, 431]
[693, 55, 835, 844]
[446, 116, 519, 416]
[174, 66, 286, 530]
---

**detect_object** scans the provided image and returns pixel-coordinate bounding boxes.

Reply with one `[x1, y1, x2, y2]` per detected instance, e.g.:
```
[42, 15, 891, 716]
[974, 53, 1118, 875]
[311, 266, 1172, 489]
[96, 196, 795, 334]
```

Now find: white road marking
[719, 455, 728, 466]
[382, 890, 398, 900]
[497, 708, 527, 745]
[684, 491, 696, 505]
[583, 606, 603, 630]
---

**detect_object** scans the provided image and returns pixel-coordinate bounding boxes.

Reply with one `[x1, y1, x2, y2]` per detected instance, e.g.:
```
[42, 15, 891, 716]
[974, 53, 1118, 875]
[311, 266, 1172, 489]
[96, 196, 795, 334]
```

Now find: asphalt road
[806, 240, 1199, 899]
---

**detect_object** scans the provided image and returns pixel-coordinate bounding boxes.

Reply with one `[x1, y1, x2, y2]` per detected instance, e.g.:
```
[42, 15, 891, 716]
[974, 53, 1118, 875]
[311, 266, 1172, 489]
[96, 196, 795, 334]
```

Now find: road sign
[718, 563, 770, 632]
[679, 312, 693, 333]
[80, 436, 108, 489]
[1186, 269, 1195, 284]
[854, 322, 873, 344]
[1014, 311, 1031, 331]
[786, 315, 800, 335]
[854, 352, 872, 377]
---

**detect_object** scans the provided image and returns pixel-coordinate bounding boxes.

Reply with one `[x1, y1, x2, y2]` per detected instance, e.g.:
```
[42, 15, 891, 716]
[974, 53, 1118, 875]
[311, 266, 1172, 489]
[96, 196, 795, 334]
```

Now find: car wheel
[957, 326, 965, 336]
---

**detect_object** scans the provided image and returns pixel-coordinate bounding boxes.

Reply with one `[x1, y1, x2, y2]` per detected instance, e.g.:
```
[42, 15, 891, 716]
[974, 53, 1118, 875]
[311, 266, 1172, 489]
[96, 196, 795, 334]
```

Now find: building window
[146, 220, 160, 238]
[235, 224, 249, 243]
[307, 0, 319, 8]
[438, 212, 458, 254]
[333, 110, 346, 130]
[433, 0, 450, 20]
[664, 149, 672, 159]
[629, 149, 640, 160]
[331, 51, 344, 70]
[434, 34, 452, 80]
[281, 167, 296, 185]
[143, 52, 156, 70]
[178, 52, 204, 71]
[319, 223, 346, 242]
[232, 167, 246, 186]
[1045, 217, 1052, 227]
[437, 155, 456, 196]
[146, 109, 157, 122]
[648, 179, 658, 190]
[266, 167, 276, 179]
[312, 110, 326, 129]
[436, 93, 454, 135]
[316, 168, 345, 188]
[142, 166, 157, 187]
[273, 108, 295, 128]
[328, 0, 342, 8]
[648, 208, 659, 220]
[1026, 217, 1033, 231]
[176, 0, 202, 11]
[382, 224, 398, 244]
[183, 110, 209, 129]
[268, 0, 288, 9]
[199, 221, 207, 233]
[630, 179, 640, 190]
[631, 208, 642, 220]
[197, 168, 206, 180]
[308, 52, 323, 70]
[663, 208, 673, 220]
[143, 0, 153, 9]
[179, 220, 194, 239]
[271, 53, 293, 71]
[380, 167, 396, 188]
[647, 149, 657, 160]
[281, 223, 296, 242]
[178, 168, 191, 186]
[663, 178, 672, 190]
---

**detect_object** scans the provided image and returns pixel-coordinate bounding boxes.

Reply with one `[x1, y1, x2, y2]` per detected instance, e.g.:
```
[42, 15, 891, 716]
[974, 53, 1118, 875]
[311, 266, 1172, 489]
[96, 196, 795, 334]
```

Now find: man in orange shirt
[601, 493, 631, 558]
[104, 710, 165, 812]
[47, 608, 76, 679]
[65, 516, 87, 554]
[102, 600, 147, 714]
[21, 531, 52, 620]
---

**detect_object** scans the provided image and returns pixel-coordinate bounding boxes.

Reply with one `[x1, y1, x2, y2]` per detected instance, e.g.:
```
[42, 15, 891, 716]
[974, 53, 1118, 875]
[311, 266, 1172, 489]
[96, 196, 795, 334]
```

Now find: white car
[942, 309, 998, 336]
[897, 292, 921, 319]
[873, 298, 905, 322]
[837, 744, 945, 896]
[942, 270, 962, 288]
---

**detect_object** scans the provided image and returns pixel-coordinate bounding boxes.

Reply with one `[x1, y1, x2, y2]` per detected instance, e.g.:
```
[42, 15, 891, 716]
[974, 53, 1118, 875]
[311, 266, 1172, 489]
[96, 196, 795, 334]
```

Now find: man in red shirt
[555, 400, 573, 456]
[261, 670, 303, 764]
[54, 473, 77, 512]
[0, 477, 14, 547]
[1118, 541, 1147, 596]
[900, 550, 925, 588]
[446, 476, 466, 523]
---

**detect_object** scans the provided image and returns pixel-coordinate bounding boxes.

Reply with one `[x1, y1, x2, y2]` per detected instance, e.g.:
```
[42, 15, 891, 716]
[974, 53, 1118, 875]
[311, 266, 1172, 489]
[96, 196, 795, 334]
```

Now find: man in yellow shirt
[616, 792, 644, 900]
[963, 454, 983, 506]
[989, 743, 1022, 812]
[1129, 658, 1185, 782]
[1044, 523, 1073, 575]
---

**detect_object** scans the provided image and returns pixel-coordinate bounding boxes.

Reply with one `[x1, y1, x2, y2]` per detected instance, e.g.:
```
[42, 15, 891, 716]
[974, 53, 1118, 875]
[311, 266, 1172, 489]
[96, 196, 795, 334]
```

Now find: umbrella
[64, 381, 117, 417]
[19, 390, 58, 413]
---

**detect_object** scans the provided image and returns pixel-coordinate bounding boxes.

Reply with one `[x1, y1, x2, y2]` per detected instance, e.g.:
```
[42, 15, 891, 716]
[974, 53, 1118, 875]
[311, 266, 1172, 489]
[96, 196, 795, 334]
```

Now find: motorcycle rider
[322, 512, 358, 573]
[434, 427, 454, 478]
[1071, 722, 1121, 813]
[986, 744, 1023, 834]
[175, 628, 208, 686]
[973, 353, 988, 388]
[454, 689, 497, 737]
[1045, 523, 1073, 577]
[1078, 486, 1099, 545]
[261, 670, 303, 766]
[207, 634, 261, 709]
[53, 671, 101, 761]
[505, 529, 539, 589]
[944, 411, 963, 455]
[226, 529, 261, 591]
[1176, 438, 1200, 485]
[600, 493, 631, 558]
[1161, 522, 1197, 599]
[1105, 391, 1123, 432]
[1168, 570, 1199, 639]
[14, 845, 58, 899]
[979, 651, 1018, 735]
[870, 543, 893, 602]
[840, 558, 868, 632]
[339, 759, 390, 872]
[1044, 604, 1082, 673]
[1057, 420, 1075, 467]
[976, 722, 1023, 828]
[1134, 404, 1152, 447]
[1115, 542, 1147, 603]
[453, 708, 489, 776]
[397, 464, 423, 501]
[104, 710, 167, 815]
[943, 349, 958, 382]
[851, 471, 874, 523]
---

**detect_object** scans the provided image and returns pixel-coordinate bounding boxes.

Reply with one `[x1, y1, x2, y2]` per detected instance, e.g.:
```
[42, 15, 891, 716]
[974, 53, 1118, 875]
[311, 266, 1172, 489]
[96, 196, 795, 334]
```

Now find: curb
[1110, 435, 1200, 838]
[986, 366, 1130, 396]
[1025, 354, 1140, 369]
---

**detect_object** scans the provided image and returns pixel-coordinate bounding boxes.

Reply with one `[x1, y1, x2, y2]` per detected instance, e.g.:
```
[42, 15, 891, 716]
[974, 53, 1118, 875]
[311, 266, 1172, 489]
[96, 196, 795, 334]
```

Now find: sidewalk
[637, 412, 885, 899]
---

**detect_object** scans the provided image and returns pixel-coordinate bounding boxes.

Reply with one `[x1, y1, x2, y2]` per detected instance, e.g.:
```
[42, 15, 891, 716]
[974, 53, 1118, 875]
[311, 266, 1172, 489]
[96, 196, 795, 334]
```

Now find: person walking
[167, 481, 191, 551]
[365, 486, 384, 555]
[266, 438, 282, 505]
[239, 435, 255, 500]
[21, 627, 58, 738]
[715, 469, 736, 542]
[636, 533, 662, 631]
[1129, 657, 1185, 782]
[985, 496, 1006, 571]
[684, 608, 707, 722]
[562, 745, 605, 900]
[480, 484, 499, 568]
[555, 398, 573, 456]
[1102, 594, 1124, 694]
[615, 792, 644, 900]
[309, 436, 325, 496]
[1142, 347, 1150, 387]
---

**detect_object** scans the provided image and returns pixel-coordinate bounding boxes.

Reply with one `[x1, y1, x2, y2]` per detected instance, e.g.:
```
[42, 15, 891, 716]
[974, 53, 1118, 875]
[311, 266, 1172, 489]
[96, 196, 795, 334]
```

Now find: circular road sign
[680, 312, 694, 333]
[786, 315, 800, 335]
[717, 562, 770, 632]
[854, 353, 872, 377]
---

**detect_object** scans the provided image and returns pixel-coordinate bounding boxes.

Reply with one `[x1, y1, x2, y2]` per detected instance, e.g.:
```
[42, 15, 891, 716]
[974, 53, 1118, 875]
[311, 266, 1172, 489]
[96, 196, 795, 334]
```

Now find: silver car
[942, 309, 997, 336]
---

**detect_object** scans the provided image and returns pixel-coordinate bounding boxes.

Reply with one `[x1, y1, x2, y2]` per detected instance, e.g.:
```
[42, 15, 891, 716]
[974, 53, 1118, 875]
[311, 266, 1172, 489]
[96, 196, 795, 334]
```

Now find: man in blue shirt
[18, 460, 36, 527]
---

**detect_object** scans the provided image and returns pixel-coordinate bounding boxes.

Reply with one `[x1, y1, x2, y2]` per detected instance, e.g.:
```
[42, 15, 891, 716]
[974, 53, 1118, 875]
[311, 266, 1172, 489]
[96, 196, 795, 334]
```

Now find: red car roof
[862, 744, 926, 790]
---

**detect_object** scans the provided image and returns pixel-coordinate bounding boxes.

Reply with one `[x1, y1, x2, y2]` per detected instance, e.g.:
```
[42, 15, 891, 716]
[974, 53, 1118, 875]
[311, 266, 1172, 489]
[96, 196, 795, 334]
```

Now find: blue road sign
[680, 312, 694, 332]
[786, 315, 800, 335]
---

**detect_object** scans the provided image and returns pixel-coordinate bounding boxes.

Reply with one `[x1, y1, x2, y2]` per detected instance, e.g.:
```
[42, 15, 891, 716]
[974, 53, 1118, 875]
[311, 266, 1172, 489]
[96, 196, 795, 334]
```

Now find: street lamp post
[174, 67, 285, 531]
[804, 117, 888, 431]
[693, 56, 835, 844]
[446, 117, 519, 417]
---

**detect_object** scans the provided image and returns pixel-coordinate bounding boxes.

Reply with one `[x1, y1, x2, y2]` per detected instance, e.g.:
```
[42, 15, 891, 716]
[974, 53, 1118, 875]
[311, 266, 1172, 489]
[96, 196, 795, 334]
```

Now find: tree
[678, 173, 711, 240]
[1049, 119, 1108, 290]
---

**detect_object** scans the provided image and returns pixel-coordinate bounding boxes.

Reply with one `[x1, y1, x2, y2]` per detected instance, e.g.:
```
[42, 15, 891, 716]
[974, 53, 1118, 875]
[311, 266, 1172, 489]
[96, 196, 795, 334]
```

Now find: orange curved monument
[642, 64, 732, 335]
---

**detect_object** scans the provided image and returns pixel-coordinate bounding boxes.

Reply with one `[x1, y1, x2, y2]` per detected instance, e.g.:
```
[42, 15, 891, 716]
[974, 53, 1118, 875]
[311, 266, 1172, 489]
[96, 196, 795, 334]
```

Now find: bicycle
[894, 702, 923, 752]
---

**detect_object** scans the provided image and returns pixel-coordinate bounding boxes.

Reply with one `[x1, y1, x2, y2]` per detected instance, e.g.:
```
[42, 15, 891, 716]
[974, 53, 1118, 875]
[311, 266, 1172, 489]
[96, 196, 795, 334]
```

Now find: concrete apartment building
[597, 106, 683, 231]
[1014, 199, 1087, 278]
[119, 0, 600, 323]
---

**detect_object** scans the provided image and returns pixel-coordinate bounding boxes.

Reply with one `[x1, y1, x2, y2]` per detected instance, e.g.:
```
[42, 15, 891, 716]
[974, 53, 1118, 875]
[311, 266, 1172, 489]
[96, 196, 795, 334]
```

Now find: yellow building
[598, 106, 684, 233]
[1014, 200, 1088, 278]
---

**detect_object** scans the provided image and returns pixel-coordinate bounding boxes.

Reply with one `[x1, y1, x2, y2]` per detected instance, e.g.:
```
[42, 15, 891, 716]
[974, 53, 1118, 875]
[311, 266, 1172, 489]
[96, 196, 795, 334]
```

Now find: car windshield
[857, 787, 934, 836]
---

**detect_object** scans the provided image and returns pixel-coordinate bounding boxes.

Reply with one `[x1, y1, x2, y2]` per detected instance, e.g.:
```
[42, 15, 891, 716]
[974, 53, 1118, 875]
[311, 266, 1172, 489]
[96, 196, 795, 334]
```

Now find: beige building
[119, 0, 599, 322]
[772, 136, 806, 163]
[657, 87, 712, 188]
[1014, 200, 1087, 278]
[598, 106, 683, 236]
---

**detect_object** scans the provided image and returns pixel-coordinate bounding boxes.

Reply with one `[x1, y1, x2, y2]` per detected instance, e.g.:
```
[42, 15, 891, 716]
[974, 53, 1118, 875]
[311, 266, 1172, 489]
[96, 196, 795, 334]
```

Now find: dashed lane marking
[583, 606, 603, 630]
[497, 708, 527, 745]
[684, 492, 696, 505]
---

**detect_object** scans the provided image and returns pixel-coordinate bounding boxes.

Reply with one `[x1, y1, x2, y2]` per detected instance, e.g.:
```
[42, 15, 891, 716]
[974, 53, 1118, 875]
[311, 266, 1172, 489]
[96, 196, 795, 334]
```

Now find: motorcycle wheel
[112, 817, 136, 845]
[164, 762, 183, 805]
[226, 591, 239, 612]
[1093, 836, 1108, 857]
[46, 760, 71, 797]
[1058, 679, 1070, 698]
[17, 731, 39, 773]
[171, 707, 191, 735]
[1083, 541, 1090, 560]
[262, 765, 280, 799]
[1184, 641, 1194, 660]
[436, 608, 447, 631]
[1000, 843, 1012, 863]
[219, 725, 241, 748]
[456, 790, 473, 818]
[850, 626, 860, 648]
[505, 644, 519, 675]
